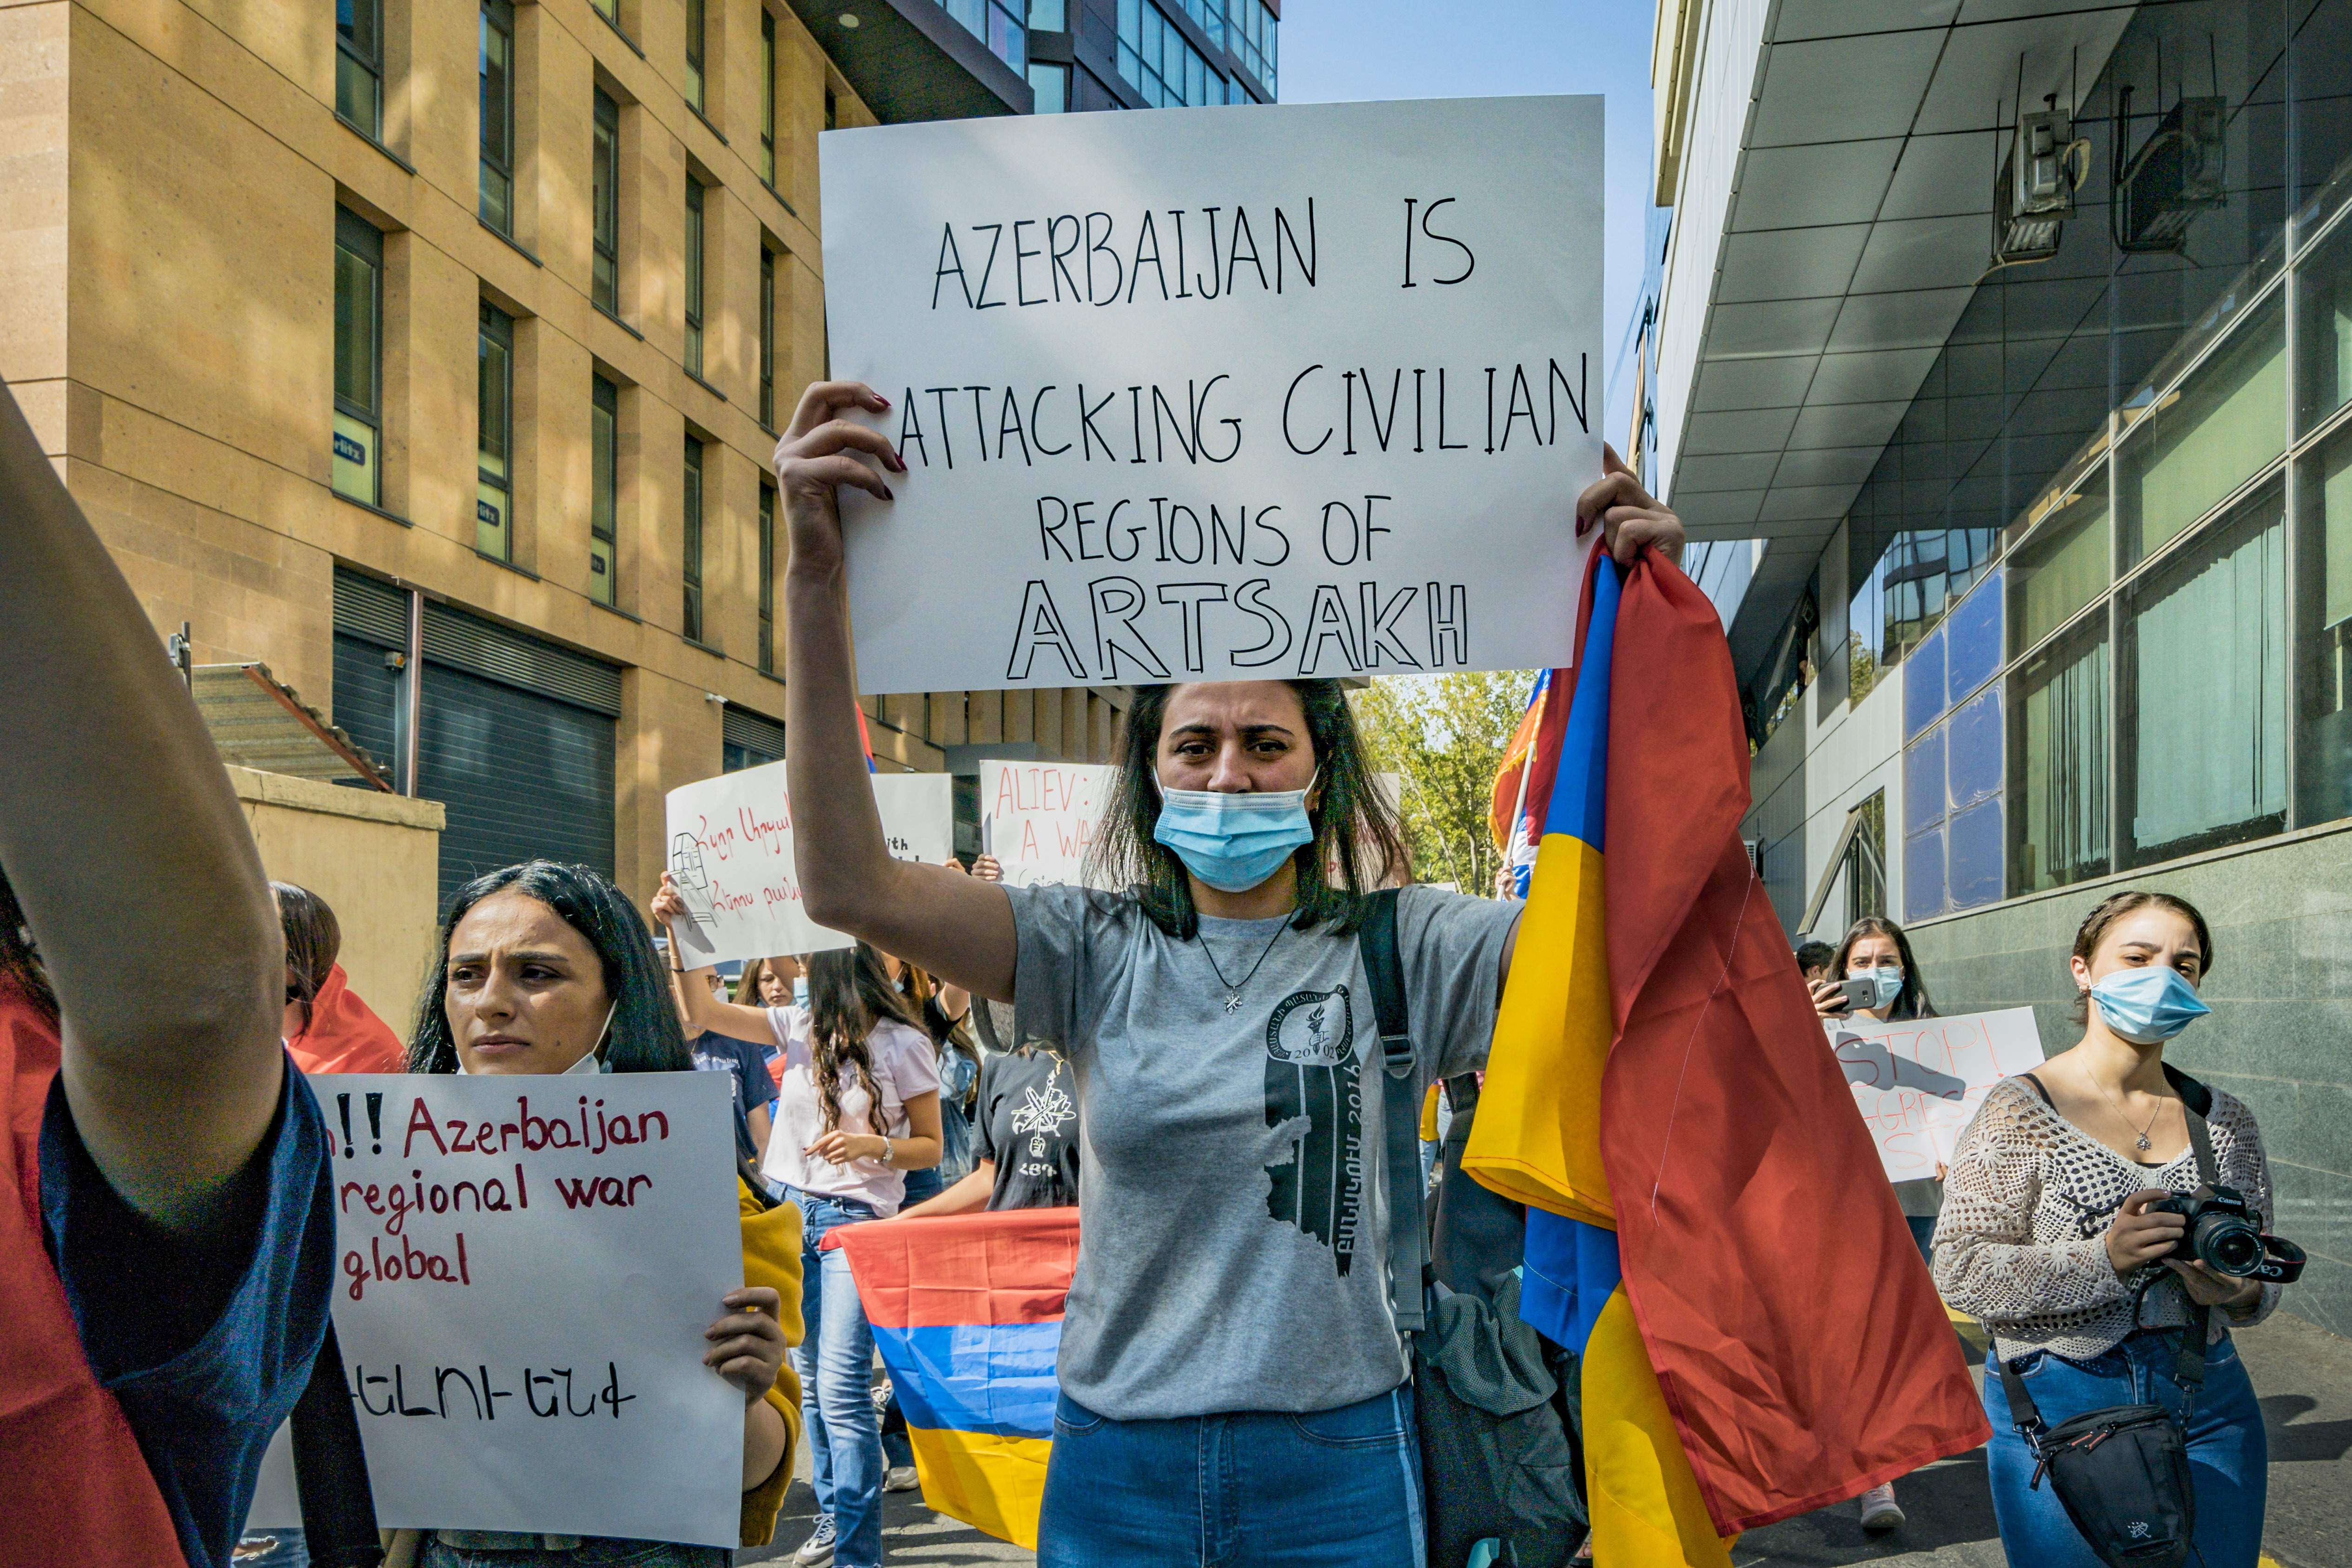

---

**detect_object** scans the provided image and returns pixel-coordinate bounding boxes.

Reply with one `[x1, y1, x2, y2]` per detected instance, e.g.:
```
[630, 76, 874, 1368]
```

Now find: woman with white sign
[762, 379, 1683, 1566]
[1936, 892, 2286, 1568]
[651, 912, 944, 1568]
[395, 860, 802, 1568]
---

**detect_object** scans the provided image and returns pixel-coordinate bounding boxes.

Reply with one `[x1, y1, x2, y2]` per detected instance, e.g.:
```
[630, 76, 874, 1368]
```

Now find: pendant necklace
[2092, 1077, 2165, 1152]
[1198, 920, 1290, 1014]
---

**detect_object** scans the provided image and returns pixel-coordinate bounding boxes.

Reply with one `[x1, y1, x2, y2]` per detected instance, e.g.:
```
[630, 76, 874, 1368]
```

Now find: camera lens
[2195, 1214, 2264, 1277]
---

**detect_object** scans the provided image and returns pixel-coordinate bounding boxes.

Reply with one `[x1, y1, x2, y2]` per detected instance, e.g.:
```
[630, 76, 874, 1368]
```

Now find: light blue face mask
[1153, 773, 1317, 893]
[1861, 967, 1905, 1010]
[2089, 966, 2211, 1044]
[792, 975, 809, 1008]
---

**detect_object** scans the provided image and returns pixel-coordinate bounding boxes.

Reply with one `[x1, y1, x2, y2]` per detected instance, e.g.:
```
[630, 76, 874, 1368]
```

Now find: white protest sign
[1829, 1008, 2047, 1184]
[246, 1072, 744, 1544]
[665, 761, 956, 965]
[820, 96, 1603, 693]
[981, 760, 1116, 887]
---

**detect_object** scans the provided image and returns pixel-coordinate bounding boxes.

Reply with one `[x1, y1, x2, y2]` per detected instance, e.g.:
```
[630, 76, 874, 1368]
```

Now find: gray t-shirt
[1009, 881, 1519, 1420]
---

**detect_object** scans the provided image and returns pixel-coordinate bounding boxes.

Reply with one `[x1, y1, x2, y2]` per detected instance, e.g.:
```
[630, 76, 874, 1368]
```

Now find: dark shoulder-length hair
[406, 860, 689, 1075]
[0, 865, 58, 1026]
[1831, 915, 1935, 1020]
[1087, 680, 1409, 939]
[273, 881, 342, 1032]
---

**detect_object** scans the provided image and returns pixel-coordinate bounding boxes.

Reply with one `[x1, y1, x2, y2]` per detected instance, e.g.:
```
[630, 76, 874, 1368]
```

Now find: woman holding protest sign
[653, 911, 945, 1568]
[1937, 892, 2285, 1568]
[391, 859, 802, 1568]
[762, 378, 1682, 1567]
[0, 378, 338, 1568]
[1809, 914, 1940, 1531]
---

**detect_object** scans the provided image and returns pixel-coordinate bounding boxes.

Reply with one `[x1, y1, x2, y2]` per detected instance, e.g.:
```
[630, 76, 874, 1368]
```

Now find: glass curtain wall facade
[1788, 0, 2352, 922]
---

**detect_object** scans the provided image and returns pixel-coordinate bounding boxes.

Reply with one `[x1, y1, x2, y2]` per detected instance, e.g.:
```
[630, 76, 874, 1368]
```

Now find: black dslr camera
[2149, 1184, 2306, 1284]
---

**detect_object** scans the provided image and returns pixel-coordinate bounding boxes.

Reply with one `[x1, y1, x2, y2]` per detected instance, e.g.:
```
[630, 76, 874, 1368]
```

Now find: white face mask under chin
[456, 999, 617, 1075]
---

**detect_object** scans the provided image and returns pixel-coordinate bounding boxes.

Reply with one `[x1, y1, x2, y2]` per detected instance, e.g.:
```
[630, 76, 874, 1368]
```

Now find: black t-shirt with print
[971, 1046, 1080, 1211]
[689, 1030, 773, 1162]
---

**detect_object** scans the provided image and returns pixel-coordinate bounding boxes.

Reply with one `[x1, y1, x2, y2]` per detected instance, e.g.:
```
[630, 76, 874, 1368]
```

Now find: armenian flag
[1466, 548, 1988, 1560]
[824, 1209, 1079, 1549]
[1490, 670, 1550, 899]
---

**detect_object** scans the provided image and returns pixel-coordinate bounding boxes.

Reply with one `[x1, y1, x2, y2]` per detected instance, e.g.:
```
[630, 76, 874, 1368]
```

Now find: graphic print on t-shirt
[1010, 1064, 1076, 1165]
[1263, 986, 1362, 1275]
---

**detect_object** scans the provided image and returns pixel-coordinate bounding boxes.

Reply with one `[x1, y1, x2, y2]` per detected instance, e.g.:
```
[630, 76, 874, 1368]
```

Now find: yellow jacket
[738, 1176, 805, 1548]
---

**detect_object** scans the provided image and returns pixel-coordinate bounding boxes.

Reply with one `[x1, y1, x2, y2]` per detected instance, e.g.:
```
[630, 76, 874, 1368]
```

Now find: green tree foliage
[1350, 670, 1537, 898]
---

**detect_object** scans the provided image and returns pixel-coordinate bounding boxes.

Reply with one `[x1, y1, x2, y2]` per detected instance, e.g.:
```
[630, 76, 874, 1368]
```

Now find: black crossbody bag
[1991, 1102, 2223, 1568]
[1359, 890, 1583, 1568]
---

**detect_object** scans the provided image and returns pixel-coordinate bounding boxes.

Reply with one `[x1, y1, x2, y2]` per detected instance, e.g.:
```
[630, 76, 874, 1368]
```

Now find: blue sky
[1278, 0, 1657, 444]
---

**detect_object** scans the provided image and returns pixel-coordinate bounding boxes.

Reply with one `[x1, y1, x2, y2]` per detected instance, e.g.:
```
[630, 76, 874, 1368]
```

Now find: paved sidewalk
[745, 1311, 2352, 1567]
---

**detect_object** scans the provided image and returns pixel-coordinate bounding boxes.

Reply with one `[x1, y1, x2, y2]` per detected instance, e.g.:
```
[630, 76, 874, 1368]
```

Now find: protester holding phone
[761, 378, 1681, 1568]
[1810, 915, 1938, 1532]
[391, 860, 801, 1568]
[1936, 892, 2284, 1568]
[0, 378, 337, 1568]
[653, 906, 944, 1568]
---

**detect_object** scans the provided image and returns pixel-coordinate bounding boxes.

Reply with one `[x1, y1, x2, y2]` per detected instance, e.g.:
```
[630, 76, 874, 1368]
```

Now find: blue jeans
[788, 1187, 885, 1568]
[1037, 1384, 1424, 1567]
[1983, 1328, 2266, 1568]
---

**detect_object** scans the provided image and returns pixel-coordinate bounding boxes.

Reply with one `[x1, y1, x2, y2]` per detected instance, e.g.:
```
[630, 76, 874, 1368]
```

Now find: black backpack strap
[1358, 888, 1428, 1335]
[291, 1319, 384, 1567]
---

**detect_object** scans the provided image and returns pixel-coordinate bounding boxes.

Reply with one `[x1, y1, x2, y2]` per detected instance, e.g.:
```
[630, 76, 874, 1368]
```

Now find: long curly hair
[806, 941, 922, 1132]
[406, 860, 689, 1075]
[1088, 679, 1408, 939]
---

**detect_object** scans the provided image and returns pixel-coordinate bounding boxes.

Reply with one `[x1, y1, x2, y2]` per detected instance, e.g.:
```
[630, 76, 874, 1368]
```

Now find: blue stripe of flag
[1543, 562, 1621, 851]
[870, 1321, 1062, 1441]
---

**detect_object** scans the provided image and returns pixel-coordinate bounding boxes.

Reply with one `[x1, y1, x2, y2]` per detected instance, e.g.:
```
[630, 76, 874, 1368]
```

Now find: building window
[590, 0, 616, 20]
[2010, 621, 2108, 895]
[332, 208, 383, 508]
[2121, 487, 2287, 865]
[1028, 0, 1064, 29]
[2007, 477, 2109, 658]
[592, 89, 620, 313]
[684, 181, 706, 378]
[759, 247, 776, 428]
[761, 10, 777, 185]
[479, 0, 516, 234]
[477, 302, 514, 561]
[946, 0, 1025, 72]
[590, 376, 619, 606]
[758, 484, 776, 673]
[338, 0, 383, 136]
[1226, 0, 1275, 95]
[682, 439, 705, 643]
[1027, 62, 1068, 112]
[1117, 0, 1224, 108]
[2118, 293, 2287, 569]
[685, 0, 706, 112]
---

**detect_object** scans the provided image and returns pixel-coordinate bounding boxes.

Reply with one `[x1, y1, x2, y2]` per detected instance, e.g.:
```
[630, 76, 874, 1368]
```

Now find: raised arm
[0, 380, 285, 1230]
[654, 879, 790, 1046]
[774, 382, 1017, 1001]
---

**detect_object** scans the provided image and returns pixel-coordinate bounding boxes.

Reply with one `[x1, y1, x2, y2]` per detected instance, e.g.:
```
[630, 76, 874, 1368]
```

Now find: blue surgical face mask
[1863, 967, 1906, 1010]
[2089, 966, 2211, 1044]
[792, 975, 809, 1008]
[1152, 772, 1318, 894]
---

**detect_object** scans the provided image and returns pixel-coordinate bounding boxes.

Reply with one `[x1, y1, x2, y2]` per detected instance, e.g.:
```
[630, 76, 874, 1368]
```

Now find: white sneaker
[1859, 1482, 1905, 1531]
[793, 1515, 837, 1565]
[883, 1463, 920, 1492]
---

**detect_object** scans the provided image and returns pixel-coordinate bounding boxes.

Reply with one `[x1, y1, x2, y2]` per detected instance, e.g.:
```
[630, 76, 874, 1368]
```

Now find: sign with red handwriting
[245, 1071, 744, 1544]
[1828, 1008, 2045, 1185]
[981, 760, 1116, 887]
[664, 760, 955, 966]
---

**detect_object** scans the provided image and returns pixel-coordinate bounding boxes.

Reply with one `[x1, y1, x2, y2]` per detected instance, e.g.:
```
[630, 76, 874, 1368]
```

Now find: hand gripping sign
[246, 1072, 745, 1545]
[819, 95, 1605, 693]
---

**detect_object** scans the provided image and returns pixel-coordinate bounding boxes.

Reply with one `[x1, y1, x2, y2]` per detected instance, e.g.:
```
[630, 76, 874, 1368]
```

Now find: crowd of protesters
[0, 363, 2298, 1568]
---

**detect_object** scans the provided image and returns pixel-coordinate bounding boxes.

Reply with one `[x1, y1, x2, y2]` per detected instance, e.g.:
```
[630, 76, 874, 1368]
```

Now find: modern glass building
[1650, 0, 2352, 1334]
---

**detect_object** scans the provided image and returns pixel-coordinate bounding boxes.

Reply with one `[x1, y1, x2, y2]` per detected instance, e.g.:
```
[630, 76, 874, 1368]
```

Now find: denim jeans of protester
[1036, 1384, 1424, 1568]
[788, 1186, 886, 1568]
[1982, 1327, 2266, 1568]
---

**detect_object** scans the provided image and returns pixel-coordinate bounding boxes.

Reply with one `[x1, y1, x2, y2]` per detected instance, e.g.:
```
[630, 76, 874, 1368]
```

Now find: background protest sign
[665, 761, 955, 966]
[247, 1072, 744, 1544]
[981, 760, 1115, 887]
[820, 96, 1604, 694]
[1829, 1008, 2046, 1184]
